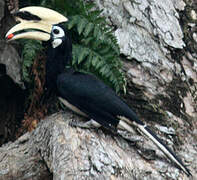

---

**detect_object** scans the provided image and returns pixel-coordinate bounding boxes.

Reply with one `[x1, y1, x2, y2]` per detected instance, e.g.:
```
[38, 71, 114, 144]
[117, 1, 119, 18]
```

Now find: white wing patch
[58, 97, 88, 117]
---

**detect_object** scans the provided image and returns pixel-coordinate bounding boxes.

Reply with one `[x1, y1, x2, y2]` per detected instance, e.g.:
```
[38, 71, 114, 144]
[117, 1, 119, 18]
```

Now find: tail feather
[118, 118, 191, 176]
[138, 124, 191, 176]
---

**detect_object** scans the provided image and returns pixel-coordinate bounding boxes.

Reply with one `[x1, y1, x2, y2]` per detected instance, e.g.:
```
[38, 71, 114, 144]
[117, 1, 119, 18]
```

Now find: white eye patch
[52, 26, 65, 38]
[51, 25, 65, 48]
[52, 38, 63, 48]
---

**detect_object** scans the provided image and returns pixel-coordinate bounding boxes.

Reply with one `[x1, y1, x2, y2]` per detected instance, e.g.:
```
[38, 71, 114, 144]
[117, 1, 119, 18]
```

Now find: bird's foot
[118, 129, 144, 143]
[69, 119, 101, 129]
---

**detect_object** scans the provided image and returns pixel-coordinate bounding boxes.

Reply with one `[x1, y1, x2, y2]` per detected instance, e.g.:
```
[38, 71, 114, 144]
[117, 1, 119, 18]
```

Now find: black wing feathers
[57, 71, 143, 128]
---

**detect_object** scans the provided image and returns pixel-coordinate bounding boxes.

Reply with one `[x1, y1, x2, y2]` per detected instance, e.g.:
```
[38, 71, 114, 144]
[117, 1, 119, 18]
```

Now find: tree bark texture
[0, 0, 22, 84]
[0, 0, 197, 179]
[0, 112, 195, 180]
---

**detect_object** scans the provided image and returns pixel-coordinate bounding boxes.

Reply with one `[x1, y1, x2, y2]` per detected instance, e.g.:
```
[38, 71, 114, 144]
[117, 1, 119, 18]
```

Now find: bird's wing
[57, 71, 132, 130]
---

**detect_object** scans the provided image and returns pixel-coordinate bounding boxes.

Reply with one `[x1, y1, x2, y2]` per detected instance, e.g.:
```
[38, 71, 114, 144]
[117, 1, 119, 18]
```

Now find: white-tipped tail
[117, 116, 191, 176]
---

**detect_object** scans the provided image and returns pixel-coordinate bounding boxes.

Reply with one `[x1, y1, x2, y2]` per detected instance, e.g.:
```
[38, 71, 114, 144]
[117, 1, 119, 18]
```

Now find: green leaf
[77, 18, 88, 34]
[93, 25, 102, 39]
[81, 37, 94, 45]
[98, 46, 111, 55]
[85, 3, 94, 11]
[67, 16, 79, 29]
[89, 9, 103, 21]
[78, 47, 89, 64]
[94, 17, 106, 24]
[83, 22, 94, 37]
[91, 55, 100, 67]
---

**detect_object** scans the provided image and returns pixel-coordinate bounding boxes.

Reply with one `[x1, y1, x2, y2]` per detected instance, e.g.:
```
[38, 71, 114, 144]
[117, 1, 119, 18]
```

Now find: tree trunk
[0, 112, 194, 180]
[0, 0, 197, 179]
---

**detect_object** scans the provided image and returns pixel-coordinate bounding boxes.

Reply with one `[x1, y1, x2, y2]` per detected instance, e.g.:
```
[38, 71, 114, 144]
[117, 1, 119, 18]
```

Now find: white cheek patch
[52, 39, 62, 48]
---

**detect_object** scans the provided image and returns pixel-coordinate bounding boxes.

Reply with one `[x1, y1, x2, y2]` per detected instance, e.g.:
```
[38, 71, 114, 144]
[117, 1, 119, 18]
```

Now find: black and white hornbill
[6, 6, 191, 176]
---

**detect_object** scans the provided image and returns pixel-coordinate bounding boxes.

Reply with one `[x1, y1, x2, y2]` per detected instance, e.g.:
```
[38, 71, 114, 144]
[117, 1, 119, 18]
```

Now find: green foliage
[20, 0, 126, 92]
[21, 40, 43, 82]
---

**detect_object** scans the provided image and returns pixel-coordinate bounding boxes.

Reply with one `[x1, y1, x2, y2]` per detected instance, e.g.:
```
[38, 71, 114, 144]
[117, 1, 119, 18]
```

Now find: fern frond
[20, 0, 126, 92]
[21, 40, 43, 82]
[72, 44, 125, 93]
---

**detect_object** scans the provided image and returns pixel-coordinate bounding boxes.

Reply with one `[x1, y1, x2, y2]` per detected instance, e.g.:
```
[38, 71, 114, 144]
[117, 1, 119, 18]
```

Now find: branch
[0, 112, 191, 179]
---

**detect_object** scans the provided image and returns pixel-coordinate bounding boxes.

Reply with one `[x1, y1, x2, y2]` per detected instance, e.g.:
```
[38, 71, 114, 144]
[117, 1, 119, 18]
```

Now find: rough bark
[0, 112, 195, 180]
[94, 0, 197, 121]
[0, 0, 24, 146]
[0, 0, 22, 85]
[94, 0, 197, 178]
[0, 0, 197, 179]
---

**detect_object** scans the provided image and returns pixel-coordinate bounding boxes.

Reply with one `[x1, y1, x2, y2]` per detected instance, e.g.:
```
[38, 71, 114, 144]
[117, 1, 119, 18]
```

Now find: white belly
[58, 97, 88, 117]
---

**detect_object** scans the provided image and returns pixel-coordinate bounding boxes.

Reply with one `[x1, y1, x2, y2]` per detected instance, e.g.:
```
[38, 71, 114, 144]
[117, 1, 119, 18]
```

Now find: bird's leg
[117, 129, 143, 143]
[69, 119, 101, 129]
[117, 119, 144, 143]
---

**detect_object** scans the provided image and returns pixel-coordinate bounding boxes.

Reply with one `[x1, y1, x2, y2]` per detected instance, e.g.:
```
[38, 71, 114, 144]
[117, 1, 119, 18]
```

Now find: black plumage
[57, 70, 143, 130]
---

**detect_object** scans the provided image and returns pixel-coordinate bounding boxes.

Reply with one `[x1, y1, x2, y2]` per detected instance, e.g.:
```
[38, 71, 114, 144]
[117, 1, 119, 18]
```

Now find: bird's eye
[52, 26, 65, 40]
[53, 29, 60, 34]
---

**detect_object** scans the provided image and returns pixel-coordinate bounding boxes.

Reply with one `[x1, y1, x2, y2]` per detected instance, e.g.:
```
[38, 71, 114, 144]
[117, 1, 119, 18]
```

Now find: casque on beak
[5, 6, 68, 41]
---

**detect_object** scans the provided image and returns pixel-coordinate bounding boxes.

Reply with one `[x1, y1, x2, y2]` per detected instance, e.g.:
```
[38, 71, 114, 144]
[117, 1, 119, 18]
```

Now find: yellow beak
[5, 6, 68, 41]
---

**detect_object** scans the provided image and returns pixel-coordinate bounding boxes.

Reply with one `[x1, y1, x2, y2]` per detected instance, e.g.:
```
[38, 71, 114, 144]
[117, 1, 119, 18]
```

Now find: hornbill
[6, 6, 191, 176]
